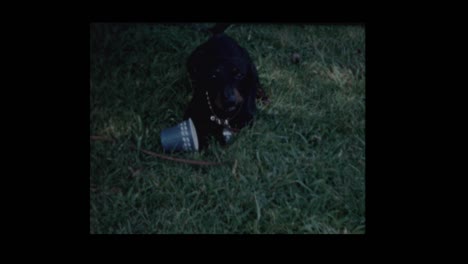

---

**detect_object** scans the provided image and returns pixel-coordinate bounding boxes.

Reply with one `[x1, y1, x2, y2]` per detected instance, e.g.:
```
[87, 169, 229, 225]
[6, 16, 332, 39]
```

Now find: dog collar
[205, 90, 241, 129]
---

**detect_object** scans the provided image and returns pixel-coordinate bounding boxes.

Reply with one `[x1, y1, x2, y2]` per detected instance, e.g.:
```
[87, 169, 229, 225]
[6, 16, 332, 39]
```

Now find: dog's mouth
[227, 105, 238, 112]
[214, 97, 242, 114]
[214, 89, 244, 114]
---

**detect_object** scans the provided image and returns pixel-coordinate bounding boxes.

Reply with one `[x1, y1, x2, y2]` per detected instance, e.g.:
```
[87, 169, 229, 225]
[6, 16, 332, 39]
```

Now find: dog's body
[184, 25, 262, 149]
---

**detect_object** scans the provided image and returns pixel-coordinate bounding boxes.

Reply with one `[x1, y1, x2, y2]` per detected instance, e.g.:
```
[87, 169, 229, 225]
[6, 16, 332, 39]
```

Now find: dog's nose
[224, 89, 237, 106]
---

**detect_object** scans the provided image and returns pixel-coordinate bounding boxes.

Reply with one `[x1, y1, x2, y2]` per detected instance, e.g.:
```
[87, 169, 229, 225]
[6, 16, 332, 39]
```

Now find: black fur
[184, 25, 261, 149]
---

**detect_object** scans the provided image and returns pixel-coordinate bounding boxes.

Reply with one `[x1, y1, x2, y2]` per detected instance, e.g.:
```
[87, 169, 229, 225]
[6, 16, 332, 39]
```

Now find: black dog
[184, 24, 264, 149]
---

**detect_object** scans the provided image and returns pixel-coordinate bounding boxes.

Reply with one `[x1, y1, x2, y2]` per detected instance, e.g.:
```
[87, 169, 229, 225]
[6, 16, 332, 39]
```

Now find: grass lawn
[90, 23, 365, 234]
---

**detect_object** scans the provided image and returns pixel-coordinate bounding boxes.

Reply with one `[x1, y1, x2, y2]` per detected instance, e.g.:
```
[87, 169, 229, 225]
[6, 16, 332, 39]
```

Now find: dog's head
[204, 59, 247, 113]
[187, 35, 257, 117]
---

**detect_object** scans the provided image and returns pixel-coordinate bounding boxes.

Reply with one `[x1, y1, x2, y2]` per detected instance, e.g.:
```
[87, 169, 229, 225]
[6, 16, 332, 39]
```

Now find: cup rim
[187, 118, 199, 151]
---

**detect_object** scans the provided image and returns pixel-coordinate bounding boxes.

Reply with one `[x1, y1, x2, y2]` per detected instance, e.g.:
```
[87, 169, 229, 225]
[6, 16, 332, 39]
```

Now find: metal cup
[160, 118, 199, 152]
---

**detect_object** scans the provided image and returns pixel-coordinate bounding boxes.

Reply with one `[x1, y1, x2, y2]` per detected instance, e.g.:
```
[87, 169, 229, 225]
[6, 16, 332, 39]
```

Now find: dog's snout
[224, 88, 237, 104]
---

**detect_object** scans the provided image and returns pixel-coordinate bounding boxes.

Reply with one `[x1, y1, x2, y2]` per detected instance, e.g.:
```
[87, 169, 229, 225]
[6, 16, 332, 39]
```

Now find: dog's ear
[187, 49, 206, 83]
[187, 54, 198, 80]
[243, 61, 260, 116]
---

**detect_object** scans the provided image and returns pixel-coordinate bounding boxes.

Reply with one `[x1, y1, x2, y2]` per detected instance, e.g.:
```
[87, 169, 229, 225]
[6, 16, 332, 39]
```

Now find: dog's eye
[232, 68, 244, 79]
[211, 74, 217, 79]
[234, 73, 244, 80]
